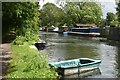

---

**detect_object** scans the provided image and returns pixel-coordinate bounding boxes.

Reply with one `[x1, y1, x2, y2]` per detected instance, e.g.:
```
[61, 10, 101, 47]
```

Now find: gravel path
[0, 43, 11, 79]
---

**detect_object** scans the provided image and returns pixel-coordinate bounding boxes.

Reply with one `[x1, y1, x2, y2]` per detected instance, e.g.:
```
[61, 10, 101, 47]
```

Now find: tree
[2, 2, 40, 40]
[116, 1, 120, 26]
[40, 3, 65, 27]
[100, 18, 106, 28]
[40, 1, 102, 27]
[110, 14, 119, 27]
[63, 2, 102, 26]
[106, 12, 115, 26]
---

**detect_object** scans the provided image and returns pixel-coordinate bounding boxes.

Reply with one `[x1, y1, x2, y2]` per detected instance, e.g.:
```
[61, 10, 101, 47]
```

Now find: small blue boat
[49, 58, 101, 75]
[63, 32, 68, 36]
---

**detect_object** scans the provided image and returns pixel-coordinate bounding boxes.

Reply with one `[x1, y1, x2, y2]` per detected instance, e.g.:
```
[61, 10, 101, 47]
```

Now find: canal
[39, 31, 120, 78]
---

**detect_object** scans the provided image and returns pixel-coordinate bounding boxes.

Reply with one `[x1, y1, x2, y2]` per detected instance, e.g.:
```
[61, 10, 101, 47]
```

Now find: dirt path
[0, 33, 15, 79]
[0, 43, 11, 79]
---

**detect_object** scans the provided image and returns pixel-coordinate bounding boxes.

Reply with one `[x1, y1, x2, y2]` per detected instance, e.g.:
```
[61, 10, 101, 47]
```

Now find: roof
[62, 26, 68, 27]
[76, 24, 96, 28]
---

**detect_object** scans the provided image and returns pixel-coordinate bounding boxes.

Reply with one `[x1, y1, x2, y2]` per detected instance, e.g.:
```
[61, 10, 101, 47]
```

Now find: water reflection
[39, 32, 120, 78]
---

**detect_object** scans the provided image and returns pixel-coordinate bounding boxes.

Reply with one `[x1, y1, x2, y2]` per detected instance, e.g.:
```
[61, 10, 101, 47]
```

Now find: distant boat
[63, 32, 68, 36]
[49, 58, 101, 76]
[35, 42, 48, 50]
[69, 28, 100, 37]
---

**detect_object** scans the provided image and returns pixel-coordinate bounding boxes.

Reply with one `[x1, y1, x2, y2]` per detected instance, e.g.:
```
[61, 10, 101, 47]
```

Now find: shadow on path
[0, 33, 16, 79]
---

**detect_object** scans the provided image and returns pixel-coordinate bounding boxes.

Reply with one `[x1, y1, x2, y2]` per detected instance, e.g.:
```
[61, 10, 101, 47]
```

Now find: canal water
[39, 31, 120, 78]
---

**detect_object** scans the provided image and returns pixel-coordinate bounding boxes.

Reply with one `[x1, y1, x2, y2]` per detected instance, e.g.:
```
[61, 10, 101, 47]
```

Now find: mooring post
[78, 62, 80, 75]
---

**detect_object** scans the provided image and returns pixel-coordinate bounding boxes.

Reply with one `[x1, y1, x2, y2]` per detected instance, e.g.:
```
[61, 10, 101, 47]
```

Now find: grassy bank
[6, 44, 58, 78]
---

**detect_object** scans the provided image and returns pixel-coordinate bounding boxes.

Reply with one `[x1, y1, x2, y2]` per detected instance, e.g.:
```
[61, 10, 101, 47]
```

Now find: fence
[100, 27, 120, 41]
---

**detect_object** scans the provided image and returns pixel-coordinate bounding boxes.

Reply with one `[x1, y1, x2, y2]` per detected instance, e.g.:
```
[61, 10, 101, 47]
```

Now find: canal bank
[1, 33, 58, 78]
[39, 31, 120, 78]
[4, 43, 58, 78]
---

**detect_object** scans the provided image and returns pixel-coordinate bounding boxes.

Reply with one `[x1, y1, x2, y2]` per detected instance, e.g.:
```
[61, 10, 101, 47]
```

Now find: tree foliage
[106, 12, 119, 27]
[2, 2, 40, 39]
[106, 12, 115, 26]
[40, 1, 102, 27]
[116, 1, 120, 26]
[100, 18, 106, 28]
[40, 3, 65, 27]
[63, 2, 102, 26]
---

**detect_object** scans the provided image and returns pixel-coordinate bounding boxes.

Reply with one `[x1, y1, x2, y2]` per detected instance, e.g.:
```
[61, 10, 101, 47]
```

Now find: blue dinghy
[49, 58, 101, 75]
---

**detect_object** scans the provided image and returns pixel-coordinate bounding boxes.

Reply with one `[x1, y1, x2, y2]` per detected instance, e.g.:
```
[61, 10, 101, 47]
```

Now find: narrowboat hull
[68, 32, 100, 37]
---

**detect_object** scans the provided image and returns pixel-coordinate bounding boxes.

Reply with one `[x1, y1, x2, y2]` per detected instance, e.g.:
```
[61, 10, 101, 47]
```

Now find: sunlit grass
[6, 44, 58, 78]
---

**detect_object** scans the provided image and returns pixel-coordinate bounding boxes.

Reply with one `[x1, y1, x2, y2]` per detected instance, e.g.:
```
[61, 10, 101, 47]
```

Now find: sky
[39, 0, 117, 19]
[100, 1, 117, 18]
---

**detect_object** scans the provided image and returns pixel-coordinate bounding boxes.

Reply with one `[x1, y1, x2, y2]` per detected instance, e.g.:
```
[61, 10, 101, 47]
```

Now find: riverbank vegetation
[5, 44, 58, 78]
[2, 2, 58, 78]
[2, 2, 40, 42]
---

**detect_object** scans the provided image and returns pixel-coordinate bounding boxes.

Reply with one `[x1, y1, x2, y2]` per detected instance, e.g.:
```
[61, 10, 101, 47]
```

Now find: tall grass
[6, 44, 58, 78]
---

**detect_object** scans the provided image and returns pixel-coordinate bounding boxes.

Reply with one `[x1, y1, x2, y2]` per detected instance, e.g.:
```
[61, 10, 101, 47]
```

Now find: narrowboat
[68, 28, 100, 37]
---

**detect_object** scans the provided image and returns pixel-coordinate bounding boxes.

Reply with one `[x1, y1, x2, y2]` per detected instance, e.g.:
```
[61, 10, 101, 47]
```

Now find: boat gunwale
[57, 61, 101, 69]
[49, 58, 101, 69]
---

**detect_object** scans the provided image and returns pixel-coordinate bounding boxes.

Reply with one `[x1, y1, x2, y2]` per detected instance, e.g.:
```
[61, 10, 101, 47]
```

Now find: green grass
[6, 44, 58, 78]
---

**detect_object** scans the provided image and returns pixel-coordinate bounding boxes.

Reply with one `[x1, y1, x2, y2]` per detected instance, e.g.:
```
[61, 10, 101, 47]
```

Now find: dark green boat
[49, 58, 101, 75]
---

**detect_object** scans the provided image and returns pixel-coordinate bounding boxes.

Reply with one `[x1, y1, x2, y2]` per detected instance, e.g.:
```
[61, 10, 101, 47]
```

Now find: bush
[12, 33, 39, 45]
[25, 32, 40, 45]
[12, 36, 26, 45]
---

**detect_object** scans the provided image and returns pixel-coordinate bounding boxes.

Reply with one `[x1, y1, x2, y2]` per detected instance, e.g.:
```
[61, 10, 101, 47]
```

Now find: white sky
[39, 0, 55, 9]
[39, 0, 117, 19]
[101, 1, 117, 18]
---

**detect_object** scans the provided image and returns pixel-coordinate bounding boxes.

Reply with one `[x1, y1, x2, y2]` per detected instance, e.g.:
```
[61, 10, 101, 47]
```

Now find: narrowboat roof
[75, 24, 96, 28]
